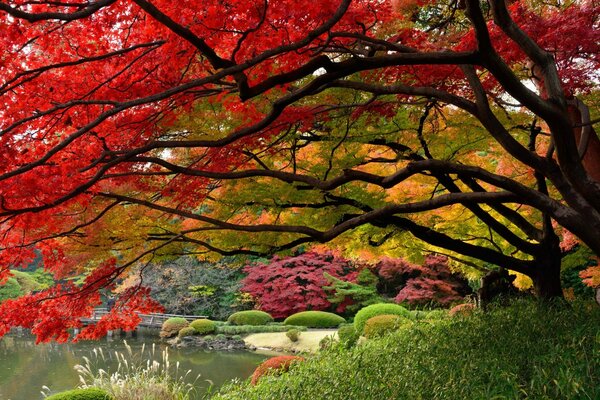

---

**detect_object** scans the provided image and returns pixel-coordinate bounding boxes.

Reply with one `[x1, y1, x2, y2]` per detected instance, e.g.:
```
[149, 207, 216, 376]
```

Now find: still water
[0, 330, 269, 400]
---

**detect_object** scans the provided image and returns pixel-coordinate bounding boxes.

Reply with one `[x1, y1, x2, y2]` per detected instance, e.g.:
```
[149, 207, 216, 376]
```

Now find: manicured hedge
[159, 317, 189, 338]
[353, 303, 411, 334]
[228, 310, 274, 326]
[215, 324, 307, 335]
[213, 300, 600, 400]
[190, 318, 216, 334]
[283, 311, 345, 328]
[46, 388, 112, 400]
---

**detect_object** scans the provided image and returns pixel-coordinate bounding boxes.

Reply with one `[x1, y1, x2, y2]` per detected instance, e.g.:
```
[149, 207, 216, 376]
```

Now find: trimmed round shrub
[46, 388, 112, 400]
[190, 318, 216, 334]
[363, 314, 410, 339]
[354, 303, 410, 334]
[286, 328, 300, 342]
[449, 303, 476, 317]
[215, 333, 227, 340]
[251, 355, 305, 385]
[232, 335, 242, 341]
[178, 326, 197, 338]
[203, 335, 214, 341]
[228, 310, 274, 326]
[337, 324, 359, 348]
[284, 311, 345, 328]
[160, 317, 189, 338]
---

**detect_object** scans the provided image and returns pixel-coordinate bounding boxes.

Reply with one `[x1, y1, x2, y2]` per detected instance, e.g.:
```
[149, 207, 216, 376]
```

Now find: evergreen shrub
[178, 327, 196, 338]
[283, 311, 345, 328]
[159, 317, 189, 338]
[216, 324, 307, 335]
[286, 329, 300, 342]
[46, 388, 112, 400]
[228, 310, 274, 326]
[190, 319, 216, 334]
[363, 314, 409, 339]
[353, 303, 410, 334]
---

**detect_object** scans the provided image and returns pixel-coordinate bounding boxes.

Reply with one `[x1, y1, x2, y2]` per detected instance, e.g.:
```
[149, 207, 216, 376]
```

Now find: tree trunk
[531, 251, 563, 300]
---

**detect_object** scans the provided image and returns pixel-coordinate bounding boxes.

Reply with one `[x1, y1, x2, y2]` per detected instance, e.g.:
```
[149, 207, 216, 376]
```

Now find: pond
[0, 330, 270, 400]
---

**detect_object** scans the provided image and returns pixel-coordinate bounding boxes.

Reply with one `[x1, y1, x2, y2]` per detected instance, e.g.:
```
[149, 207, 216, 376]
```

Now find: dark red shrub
[241, 251, 357, 318]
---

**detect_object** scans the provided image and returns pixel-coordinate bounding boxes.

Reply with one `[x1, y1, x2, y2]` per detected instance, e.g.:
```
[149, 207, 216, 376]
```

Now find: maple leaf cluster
[241, 251, 357, 319]
[373, 255, 471, 307]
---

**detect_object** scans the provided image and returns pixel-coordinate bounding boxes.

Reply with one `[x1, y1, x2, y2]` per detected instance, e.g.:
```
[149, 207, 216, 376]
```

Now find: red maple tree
[241, 252, 357, 319]
[0, 0, 597, 341]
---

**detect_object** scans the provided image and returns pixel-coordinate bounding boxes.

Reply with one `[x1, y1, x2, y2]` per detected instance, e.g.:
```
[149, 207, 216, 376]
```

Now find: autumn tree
[0, 0, 598, 341]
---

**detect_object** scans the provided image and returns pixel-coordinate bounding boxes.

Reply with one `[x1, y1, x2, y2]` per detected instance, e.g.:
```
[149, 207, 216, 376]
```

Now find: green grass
[212, 300, 600, 400]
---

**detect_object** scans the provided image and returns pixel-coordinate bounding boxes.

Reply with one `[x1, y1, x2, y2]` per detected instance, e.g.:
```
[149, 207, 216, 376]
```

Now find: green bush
[284, 311, 345, 328]
[189, 318, 216, 334]
[363, 314, 409, 339]
[337, 324, 359, 348]
[353, 303, 410, 334]
[228, 310, 274, 326]
[232, 335, 242, 341]
[178, 327, 196, 338]
[203, 335, 214, 341]
[286, 329, 300, 342]
[215, 333, 227, 340]
[159, 317, 189, 338]
[215, 324, 307, 335]
[213, 300, 600, 400]
[46, 388, 112, 400]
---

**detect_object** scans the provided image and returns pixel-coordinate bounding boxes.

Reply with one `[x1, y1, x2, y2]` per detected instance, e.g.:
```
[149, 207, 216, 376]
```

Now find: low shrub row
[215, 324, 307, 335]
[213, 300, 600, 400]
[46, 389, 112, 400]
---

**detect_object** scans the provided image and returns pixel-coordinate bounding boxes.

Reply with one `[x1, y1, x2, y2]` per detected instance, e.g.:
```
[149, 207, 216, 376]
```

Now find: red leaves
[241, 251, 357, 319]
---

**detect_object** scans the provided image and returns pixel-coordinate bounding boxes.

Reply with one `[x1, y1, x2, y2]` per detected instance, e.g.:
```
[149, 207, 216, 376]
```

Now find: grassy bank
[212, 300, 600, 399]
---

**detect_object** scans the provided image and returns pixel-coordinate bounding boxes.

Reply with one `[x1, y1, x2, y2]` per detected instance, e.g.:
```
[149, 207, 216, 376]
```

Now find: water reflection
[0, 330, 268, 400]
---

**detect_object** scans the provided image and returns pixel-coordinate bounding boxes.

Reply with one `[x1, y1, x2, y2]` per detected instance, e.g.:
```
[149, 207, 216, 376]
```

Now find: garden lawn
[244, 329, 337, 353]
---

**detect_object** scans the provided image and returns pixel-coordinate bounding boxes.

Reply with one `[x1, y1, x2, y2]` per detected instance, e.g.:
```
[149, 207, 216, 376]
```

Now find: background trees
[0, 0, 598, 340]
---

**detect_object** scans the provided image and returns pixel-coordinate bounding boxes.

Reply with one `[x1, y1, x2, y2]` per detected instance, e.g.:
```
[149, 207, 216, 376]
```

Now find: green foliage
[214, 300, 600, 400]
[189, 319, 216, 335]
[363, 314, 410, 339]
[353, 303, 411, 334]
[561, 245, 596, 298]
[0, 277, 23, 302]
[131, 258, 251, 320]
[159, 317, 189, 339]
[177, 327, 196, 338]
[46, 388, 112, 400]
[284, 311, 346, 328]
[286, 329, 300, 342]
[215, 324, 307, 335]
[188, 285, 217, 297]
[324, 269, 383, 314]
[337, 324, 359, 348]
[227, 310, 273, 326]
